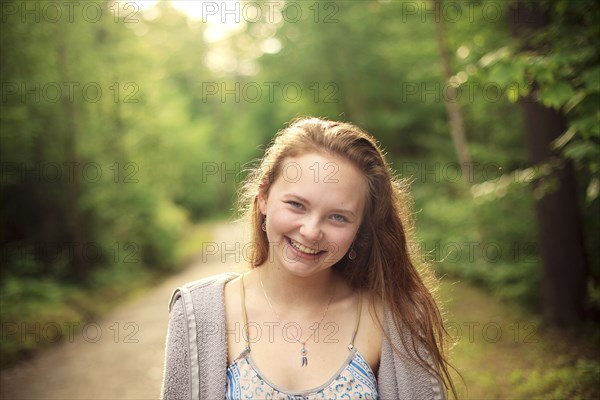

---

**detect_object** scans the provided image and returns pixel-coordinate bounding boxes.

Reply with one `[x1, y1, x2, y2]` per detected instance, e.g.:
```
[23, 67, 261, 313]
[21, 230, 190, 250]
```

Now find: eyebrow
[285, 193, 357, 218]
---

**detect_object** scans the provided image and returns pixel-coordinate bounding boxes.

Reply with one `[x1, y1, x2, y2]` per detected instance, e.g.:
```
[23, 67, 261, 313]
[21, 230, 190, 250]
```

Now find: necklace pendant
[301, 343, 308, 367]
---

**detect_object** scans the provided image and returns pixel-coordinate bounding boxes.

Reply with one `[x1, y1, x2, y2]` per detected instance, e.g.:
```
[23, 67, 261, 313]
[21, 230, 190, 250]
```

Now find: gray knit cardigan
[161, 273, 445, 400]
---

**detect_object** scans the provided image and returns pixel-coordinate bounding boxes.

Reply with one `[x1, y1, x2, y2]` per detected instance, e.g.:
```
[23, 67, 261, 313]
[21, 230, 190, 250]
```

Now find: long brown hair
[237, 117, 457, 397]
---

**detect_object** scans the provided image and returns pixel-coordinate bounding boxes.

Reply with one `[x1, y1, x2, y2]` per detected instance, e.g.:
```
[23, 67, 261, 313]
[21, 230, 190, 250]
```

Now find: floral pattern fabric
[226, 348, 378, 400]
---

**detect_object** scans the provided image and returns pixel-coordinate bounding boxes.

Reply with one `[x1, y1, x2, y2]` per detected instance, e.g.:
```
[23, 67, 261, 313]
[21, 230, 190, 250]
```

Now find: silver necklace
[259, 269, 335, 367]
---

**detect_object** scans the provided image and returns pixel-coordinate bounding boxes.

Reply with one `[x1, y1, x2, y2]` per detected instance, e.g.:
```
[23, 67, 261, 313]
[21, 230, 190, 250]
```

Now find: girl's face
[258, 152, 367, 277]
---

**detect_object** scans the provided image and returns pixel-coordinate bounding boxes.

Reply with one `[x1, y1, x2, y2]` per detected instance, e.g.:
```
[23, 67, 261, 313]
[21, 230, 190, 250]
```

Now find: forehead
[272, 152, 367, 211]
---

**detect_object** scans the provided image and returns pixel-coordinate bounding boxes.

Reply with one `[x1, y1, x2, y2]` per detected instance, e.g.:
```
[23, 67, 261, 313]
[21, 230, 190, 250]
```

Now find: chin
[279, 256, 339, 277]
[282, 265, 326, 278]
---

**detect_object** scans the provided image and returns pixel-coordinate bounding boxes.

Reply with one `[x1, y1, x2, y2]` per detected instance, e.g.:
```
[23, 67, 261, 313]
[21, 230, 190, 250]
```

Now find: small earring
[261, 217, 267, 232]
[348, 244, 357, 260]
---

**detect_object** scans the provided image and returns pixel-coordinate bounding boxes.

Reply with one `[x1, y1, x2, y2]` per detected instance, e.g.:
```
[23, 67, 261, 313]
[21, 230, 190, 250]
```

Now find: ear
[257, 191, 268, 215]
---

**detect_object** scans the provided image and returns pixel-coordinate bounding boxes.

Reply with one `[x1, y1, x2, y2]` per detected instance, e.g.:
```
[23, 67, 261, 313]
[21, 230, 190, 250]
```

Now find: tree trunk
[509, 1, 587, 325]
[433, 0, 489, 244]
[433, 0, 472, 182]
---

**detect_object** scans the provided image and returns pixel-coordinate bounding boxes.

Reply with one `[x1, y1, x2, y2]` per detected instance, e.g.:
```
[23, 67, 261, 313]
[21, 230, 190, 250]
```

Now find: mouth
[286, 237, 324, 256]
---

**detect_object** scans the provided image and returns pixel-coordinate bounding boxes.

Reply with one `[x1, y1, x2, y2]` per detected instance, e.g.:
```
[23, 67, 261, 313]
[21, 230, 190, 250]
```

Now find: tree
[506, 0, 594, 325]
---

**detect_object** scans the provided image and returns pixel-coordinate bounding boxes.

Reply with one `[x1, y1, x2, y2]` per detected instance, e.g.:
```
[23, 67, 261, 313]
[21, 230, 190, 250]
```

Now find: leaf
[538, 81, 576, 109]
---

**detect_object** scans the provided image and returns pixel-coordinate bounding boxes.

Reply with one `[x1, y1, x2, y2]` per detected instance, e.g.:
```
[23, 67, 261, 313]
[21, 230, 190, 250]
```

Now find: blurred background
[1, 0, 599, 398]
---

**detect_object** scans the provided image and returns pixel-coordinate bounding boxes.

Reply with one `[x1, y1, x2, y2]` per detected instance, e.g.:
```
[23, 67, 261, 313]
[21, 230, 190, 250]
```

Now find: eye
[331, 214, 348, 223]
[285, 200, 303, 209]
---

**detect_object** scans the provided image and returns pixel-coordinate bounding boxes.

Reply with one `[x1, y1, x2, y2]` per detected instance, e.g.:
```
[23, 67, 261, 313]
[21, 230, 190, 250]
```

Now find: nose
[299, 217, 323, 243]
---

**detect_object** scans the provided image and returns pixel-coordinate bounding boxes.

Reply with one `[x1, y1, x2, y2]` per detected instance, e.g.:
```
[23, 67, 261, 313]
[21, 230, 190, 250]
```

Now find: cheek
[324, 229, 357, 255]
[267, 207, 297, 234]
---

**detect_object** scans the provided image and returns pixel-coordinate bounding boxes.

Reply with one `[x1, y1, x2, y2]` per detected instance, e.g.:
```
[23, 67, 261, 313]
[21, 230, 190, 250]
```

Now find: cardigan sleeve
[376, 307, 445, 400]
[161, 296, 192, 400]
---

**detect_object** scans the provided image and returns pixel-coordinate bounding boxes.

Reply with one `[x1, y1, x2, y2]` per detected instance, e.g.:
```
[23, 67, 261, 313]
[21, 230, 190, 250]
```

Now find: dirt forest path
[0, 222, 248, 400]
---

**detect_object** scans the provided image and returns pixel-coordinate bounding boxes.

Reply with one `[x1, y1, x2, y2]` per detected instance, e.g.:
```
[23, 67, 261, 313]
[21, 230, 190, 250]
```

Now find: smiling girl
[161, 117, 456, 399]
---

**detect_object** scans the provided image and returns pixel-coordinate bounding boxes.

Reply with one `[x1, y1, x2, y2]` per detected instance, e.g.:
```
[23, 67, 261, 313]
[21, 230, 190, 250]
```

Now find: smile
[288, 237, 321, 255]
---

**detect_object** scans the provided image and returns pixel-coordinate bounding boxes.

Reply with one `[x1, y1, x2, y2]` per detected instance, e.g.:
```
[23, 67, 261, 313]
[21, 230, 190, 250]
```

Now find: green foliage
[509, 358, 600, 399]
[0, 277, 78, 367]
[468, 0, 600, 201]
[412, 172, 541, 309]
[441, 280, 600, 399]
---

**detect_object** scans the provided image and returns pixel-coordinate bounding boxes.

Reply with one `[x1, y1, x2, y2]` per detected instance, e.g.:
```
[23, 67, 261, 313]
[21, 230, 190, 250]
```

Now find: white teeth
[289, 238, 320, 255]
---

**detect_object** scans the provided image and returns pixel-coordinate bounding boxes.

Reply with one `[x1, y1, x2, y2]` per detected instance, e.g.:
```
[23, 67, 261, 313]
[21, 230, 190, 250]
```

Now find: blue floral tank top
[225, 273, 378, 399]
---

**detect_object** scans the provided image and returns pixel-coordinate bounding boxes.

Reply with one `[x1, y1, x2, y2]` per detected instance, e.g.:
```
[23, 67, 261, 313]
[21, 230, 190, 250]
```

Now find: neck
[258, 264, 337, 311]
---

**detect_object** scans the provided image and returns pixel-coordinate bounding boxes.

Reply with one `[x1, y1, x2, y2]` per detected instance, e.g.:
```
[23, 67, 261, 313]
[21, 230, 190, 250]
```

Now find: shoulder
[352, 288, 384, 375]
